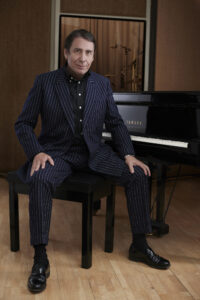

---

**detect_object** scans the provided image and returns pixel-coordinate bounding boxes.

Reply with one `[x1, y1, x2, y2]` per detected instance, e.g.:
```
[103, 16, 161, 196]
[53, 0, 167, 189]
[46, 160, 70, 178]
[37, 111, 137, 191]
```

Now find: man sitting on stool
[15, 29, 170, 293]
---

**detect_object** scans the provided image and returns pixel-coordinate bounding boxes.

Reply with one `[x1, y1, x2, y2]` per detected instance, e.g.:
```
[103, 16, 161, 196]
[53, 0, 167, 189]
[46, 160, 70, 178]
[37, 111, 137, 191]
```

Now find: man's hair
[64, 29, 96, 52]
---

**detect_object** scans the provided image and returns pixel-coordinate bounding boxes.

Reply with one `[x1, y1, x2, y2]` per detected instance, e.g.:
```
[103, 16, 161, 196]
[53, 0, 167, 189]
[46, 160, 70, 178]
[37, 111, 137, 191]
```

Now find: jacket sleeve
[104, 79, 135, 158]
[15, 75, 45, 160]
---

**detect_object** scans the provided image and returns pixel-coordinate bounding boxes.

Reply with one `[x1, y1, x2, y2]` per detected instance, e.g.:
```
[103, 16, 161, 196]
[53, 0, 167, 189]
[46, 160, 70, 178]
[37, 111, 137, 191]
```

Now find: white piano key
[102, 132, 189, 149]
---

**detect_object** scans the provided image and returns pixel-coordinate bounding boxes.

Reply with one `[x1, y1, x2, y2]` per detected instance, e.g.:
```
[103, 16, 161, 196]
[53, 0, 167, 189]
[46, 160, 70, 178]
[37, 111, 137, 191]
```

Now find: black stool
[7, 171, 115, 268]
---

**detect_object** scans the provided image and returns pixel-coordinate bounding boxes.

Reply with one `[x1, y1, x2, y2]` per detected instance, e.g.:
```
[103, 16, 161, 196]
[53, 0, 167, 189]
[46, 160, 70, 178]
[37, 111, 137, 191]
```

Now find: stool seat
[7, 170, 115, 268]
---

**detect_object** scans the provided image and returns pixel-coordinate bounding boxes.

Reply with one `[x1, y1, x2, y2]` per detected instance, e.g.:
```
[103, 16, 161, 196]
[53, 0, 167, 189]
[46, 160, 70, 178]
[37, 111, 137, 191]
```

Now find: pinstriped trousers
[26, 145, 152, 246]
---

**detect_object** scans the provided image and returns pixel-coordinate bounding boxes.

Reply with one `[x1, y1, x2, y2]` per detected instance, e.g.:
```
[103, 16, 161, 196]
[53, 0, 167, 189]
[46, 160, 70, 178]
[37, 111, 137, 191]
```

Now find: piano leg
[151, 162, 169, 236]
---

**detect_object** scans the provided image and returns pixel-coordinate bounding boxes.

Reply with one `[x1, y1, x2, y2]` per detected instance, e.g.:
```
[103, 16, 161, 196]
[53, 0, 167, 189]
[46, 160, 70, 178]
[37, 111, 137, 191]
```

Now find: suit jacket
[15, 67, 135, 179]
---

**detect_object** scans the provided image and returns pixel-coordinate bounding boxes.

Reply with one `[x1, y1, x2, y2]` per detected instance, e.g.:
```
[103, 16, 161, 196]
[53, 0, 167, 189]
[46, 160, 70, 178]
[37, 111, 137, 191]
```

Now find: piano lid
[113, 91, 200, 140]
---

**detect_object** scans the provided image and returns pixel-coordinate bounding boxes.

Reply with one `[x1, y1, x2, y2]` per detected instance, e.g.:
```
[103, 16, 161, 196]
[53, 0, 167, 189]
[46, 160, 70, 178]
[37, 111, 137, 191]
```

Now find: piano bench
[7, 171, 116, 269]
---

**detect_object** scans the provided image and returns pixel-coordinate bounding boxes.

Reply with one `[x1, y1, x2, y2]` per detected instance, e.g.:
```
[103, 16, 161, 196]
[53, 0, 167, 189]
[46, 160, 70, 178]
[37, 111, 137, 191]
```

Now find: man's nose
[79, 52, 86, 62]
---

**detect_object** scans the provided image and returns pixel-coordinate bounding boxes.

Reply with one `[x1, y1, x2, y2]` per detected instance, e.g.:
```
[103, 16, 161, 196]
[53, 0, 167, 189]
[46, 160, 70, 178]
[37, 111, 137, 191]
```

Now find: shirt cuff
[124, 154, 135, 159]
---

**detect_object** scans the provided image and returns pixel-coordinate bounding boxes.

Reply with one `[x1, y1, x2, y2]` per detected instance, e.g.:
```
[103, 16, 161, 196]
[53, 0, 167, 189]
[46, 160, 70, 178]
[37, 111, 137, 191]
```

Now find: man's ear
[64, 48, 68, 60]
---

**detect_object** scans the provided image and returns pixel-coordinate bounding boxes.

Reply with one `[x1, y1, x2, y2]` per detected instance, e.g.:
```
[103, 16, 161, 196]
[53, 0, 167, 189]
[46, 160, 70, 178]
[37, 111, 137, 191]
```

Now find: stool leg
[9, 182, 20, 251]
[82, 194, 93, 268]
[105, 185, 115, 253]
[93, 199, 101, 215]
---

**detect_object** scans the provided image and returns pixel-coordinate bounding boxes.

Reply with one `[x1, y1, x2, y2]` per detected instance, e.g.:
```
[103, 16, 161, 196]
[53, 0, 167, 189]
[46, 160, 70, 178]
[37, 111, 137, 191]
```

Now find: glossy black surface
[110, 92, 200, 235]
[112, 91, 200, 165]
[113, 92, 200, 140]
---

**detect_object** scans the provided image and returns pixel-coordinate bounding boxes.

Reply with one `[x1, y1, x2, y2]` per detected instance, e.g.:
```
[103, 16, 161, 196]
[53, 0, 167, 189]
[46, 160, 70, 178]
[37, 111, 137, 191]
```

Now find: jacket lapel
[55, 68, 75, 133]
[83, 73, 96, 130]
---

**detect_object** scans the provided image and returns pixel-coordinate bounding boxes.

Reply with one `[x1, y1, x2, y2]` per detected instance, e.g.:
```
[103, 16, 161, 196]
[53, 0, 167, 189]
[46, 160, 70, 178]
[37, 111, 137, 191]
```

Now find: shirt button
[79, 106, 82, 109]
[78, 93, 81, 96]
[80, 119, 83, 122]
[78, 81, 81, 84]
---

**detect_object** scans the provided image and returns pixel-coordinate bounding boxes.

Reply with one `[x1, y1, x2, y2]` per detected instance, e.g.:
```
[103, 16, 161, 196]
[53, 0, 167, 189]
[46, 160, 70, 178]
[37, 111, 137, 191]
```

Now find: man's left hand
[124, 155, 151, 176]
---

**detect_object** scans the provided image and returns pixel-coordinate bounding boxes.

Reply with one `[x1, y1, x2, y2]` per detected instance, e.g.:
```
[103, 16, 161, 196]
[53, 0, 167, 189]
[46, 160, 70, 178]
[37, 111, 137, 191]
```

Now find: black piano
[102, 91, 200, 235]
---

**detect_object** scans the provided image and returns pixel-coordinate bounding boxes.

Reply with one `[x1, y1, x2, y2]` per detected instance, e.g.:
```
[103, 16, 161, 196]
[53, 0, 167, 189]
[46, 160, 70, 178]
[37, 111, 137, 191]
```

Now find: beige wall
[155, 0, 200, 91]
[61, 0, 146, 17]
[0, 0, 51, 172]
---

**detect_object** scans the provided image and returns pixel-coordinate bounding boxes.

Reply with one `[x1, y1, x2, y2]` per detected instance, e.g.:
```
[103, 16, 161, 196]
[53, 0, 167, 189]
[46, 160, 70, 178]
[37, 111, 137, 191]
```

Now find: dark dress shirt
[64, 66, 90, 145]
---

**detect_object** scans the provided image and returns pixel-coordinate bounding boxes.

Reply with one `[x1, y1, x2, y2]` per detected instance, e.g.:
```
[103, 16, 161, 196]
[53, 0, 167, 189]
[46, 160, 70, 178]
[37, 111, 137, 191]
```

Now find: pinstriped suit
[15, 67, 152, 245]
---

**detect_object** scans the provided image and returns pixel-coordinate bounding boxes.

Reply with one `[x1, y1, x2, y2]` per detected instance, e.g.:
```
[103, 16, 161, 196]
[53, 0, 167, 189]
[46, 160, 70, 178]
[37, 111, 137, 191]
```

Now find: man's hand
[30, 152, 54, 176]
[124, 155, 151, 176]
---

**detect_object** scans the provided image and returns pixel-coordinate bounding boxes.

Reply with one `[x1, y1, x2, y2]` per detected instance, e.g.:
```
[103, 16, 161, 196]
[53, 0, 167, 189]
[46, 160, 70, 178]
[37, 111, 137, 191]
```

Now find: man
[15, 29, 170, 293]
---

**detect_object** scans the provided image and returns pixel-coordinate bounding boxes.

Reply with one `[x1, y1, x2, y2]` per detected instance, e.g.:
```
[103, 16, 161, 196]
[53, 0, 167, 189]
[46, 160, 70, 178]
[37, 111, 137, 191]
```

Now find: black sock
[132, 234, 148, 252]
[33, 244, 48, 266]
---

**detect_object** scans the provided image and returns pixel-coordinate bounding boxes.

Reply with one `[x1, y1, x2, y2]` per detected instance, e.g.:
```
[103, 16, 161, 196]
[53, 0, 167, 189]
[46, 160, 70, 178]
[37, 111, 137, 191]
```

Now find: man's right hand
[30, 152, 54, 176]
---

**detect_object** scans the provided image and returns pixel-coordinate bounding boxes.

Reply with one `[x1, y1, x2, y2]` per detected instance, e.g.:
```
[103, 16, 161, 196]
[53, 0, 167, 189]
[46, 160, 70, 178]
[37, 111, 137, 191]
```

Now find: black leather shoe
[129, 244, 170, 270]
[28, 262, 50, 293]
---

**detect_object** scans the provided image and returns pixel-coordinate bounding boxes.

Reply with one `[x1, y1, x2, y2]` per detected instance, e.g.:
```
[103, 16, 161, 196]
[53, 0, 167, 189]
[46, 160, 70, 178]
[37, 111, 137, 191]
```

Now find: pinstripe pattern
[15, 67, 151, 246]
[26, 150, 151, 245]
[15, 67, 134, 174]
[117, 166, 152, 235]
[26, 157, 72, 245]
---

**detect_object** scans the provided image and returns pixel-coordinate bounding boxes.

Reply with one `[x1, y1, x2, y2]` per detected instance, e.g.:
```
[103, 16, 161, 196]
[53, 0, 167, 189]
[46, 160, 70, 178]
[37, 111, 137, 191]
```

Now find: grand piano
[102, 91, 200, 235]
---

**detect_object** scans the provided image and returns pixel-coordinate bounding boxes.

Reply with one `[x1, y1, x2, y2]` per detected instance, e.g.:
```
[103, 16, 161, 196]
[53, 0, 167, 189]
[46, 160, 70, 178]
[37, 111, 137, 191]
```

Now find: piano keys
[102, 131, 189, 149]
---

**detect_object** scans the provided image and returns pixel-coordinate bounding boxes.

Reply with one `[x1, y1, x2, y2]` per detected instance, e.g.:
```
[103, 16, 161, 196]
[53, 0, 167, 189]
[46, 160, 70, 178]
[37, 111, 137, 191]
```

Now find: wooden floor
[0, 176, 200, 300]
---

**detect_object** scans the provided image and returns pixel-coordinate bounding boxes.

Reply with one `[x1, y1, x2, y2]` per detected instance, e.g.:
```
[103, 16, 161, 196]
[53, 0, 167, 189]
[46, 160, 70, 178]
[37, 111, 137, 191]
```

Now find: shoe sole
[129, 254, 170, 270]
[28, 282, 47, 293]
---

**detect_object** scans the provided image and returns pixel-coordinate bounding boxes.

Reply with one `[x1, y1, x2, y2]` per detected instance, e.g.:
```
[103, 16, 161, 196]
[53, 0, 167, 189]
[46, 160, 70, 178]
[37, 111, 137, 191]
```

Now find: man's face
[64, 37, 94, 79]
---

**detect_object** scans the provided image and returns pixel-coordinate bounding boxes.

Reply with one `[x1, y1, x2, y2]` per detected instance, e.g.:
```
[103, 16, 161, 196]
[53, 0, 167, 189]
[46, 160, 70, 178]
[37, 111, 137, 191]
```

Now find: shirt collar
[64, 63, 91, 83]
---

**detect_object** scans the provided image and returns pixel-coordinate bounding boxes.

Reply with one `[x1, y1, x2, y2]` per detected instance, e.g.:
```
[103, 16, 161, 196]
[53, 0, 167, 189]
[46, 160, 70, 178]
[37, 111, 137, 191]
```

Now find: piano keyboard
[102, 132, 189, 149]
